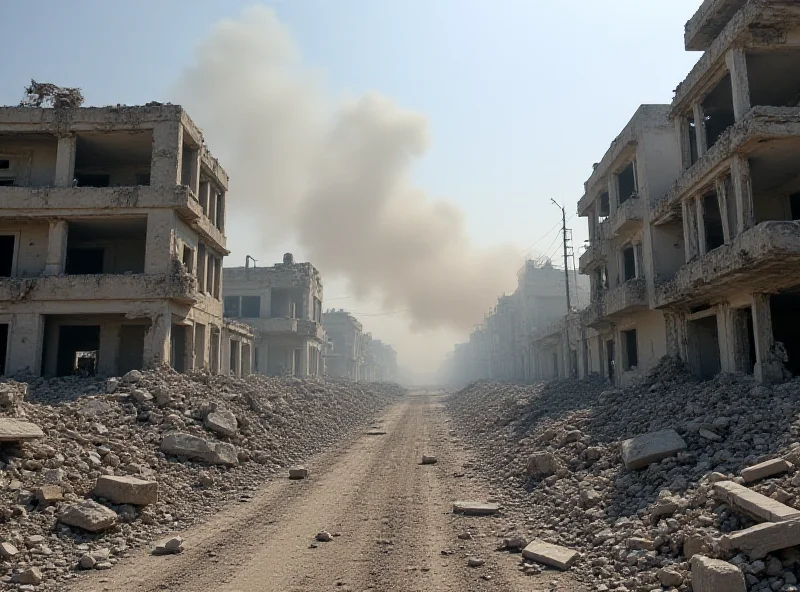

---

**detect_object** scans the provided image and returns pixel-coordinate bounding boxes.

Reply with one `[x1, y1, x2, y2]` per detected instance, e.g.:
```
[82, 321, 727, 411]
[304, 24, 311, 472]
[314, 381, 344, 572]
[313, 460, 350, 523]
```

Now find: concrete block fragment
[452, 501, 500, 516]
[521, 539, 578, 570]
[620, 429, 686, 470]
[690, 555, 746, 592]
[741, 458, 793, 483]
[92, 475, 158, 505]
[288, 467, 309, 480]
[713, 480, 800, 522]
[0, 418, 44, 441]
[719, 519, 800, 559]
[58, 500, 118, 532]
[526, 451, 561, 477]
[35, 485, 63, 504]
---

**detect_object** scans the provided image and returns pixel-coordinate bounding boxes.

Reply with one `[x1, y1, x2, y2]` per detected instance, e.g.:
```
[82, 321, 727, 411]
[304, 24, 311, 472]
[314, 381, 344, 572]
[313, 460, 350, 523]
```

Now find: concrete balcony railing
[578, 220, 609, 274]
[0, 271, 198, 305]
[656, 220, 800, 308]
[579, 299, 606, 329]
[297, 319, 325, 340]
[610, 197, 644, 237]
[603, 278, 648, 318]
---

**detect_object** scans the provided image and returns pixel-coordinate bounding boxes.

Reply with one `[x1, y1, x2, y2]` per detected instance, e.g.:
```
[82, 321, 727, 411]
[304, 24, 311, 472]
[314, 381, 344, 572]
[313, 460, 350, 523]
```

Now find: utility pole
[551, 199, 572, 311]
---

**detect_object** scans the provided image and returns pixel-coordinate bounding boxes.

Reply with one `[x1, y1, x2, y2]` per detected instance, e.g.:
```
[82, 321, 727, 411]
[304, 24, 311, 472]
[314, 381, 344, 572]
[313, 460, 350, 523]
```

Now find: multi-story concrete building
[0, 104, 252, 377]
[370, 339, 398, 382]
[322, 310, 363, 381]
[222, 254, 325, 378]
[576, 105, 683, 385]
[651, 0, 800, 383]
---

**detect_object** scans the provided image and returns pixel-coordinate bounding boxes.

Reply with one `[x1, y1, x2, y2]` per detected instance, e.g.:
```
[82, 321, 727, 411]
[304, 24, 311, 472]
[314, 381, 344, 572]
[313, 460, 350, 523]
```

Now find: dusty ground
[68, 391, 587, 592]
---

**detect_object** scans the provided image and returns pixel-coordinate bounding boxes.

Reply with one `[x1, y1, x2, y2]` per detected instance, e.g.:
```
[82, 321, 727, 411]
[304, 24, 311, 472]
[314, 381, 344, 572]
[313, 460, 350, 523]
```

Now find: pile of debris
[0, 369, 402, 590]
[448, 358, 800, 591]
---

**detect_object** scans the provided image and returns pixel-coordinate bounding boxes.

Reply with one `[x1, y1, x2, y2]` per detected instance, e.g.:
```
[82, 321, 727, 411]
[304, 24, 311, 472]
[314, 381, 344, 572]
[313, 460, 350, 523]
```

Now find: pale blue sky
[1, 1, 705, 373]
[3, 0, 701, 254]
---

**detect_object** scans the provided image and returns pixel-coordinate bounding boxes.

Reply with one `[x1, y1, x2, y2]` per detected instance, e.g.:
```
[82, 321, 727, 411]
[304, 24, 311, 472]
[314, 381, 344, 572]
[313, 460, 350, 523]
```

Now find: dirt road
[71, 392, 585, 592]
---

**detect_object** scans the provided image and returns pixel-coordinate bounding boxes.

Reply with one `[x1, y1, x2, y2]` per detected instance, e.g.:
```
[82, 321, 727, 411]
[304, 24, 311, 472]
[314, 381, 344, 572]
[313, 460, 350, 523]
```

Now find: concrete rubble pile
[0, 368, 402, 590]
[448, 358, 800, 591]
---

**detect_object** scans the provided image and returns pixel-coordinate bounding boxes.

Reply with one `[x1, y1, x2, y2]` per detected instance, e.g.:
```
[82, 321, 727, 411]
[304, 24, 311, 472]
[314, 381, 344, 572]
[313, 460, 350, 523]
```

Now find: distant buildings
[322, 310, 397, 382]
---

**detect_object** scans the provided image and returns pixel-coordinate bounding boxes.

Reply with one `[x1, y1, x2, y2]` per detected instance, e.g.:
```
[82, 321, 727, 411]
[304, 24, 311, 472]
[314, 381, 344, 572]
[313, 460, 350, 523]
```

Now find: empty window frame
[617, 161, 637, 204]
[622, 329, 638, 370]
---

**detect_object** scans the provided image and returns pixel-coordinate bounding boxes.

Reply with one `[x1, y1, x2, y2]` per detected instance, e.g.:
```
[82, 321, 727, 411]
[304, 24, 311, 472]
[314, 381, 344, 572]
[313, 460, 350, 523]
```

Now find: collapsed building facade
[450, 0, 800, 386]
[222, 254, 325, 378]
[321, 309, 397, 382]
[0, 104, 252, 377]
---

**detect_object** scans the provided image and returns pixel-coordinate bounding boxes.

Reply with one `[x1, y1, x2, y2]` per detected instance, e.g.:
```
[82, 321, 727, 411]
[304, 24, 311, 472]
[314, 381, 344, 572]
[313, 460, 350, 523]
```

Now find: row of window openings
[596, 161, 638, 222]
[592, 245, 640, 295]
[181, 244, 221, 299]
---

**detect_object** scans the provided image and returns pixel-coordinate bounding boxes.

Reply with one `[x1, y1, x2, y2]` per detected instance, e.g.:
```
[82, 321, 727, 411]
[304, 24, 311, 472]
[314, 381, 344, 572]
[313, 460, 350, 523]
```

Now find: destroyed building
[0, 104, 252, 377]
[322, 310, 363, 381]
[222, 254, 325, 378]
[449, 0, 800, 386]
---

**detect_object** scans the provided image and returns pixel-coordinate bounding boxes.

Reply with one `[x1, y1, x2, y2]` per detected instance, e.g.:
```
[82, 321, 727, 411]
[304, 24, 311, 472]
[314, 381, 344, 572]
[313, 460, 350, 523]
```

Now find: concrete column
[732, 154, 755, 235]
[715, 176, 732, 243]
[751, 293, 783, 383]
[144, 210, 176, 274]
[717, 304, 735, 374]
[677, 116, 693, 170]
[188, 148, 200, 196]
[7, 314, 44, 375]
[150, 121, 182, 188]
[608, 175, 619, 217]
[234, 341, 242, 378]
[726, 48, 752, 121]
[54, 135, 76, 188]
[692, 103, 708, 158]
[143, 309, 171, 368]
[588, 205, 597, 244]
[98, 324, 120, 376]
[185, 325, 195, 371]
[682, 198, 699, 262]
[696, 195, 707, 256]
[44, 219, 68, 276]
[634, 242, 642, 279]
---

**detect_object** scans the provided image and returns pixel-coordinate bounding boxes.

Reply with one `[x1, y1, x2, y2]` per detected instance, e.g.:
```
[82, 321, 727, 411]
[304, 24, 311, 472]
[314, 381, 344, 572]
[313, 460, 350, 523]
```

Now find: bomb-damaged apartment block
[452, 0, 800, 387]
[322, 310, 363, 381]
[222, 254, 325, 378]
[0, 104, 253, 378]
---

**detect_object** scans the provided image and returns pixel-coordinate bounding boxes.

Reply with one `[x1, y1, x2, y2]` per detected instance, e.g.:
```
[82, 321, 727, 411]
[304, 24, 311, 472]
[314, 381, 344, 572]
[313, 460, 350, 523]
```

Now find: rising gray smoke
[173, 6, 519, 331]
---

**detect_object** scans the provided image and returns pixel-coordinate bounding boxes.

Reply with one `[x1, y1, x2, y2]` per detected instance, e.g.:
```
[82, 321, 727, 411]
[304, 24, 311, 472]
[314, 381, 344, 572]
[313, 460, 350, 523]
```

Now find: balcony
[610, 197, 644, 238]
[656, 221, 800, 308]
[579, 300, 606, 330]
[297, 319, 325, 340]
[0, 271, 198, 305]
[604, 278, 648, 318]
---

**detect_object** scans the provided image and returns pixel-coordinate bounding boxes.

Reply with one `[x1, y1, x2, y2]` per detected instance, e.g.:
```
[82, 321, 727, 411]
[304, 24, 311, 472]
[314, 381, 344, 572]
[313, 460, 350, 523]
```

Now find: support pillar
[54, 135, 76, 188]
[726, 48, 752, 121]
[715, 176, 733, 243]
[44, 219, 68, 276]
[608, 175, 619, 217]
[751, 293, 784, 383]
[143, 308, 171, 369]
[144, 210, 176, 274]
[732, 154, 755, 236]
[300, 343, 309, 378]
[678, 116, 693, 170]
[682, 199, 699, 262]
[696, 195, 707, 256]
[693, 103, 708, 158]
[150, 121, 182, 188]
[98, 324, 120, 377]
[717, 304, 735, 374]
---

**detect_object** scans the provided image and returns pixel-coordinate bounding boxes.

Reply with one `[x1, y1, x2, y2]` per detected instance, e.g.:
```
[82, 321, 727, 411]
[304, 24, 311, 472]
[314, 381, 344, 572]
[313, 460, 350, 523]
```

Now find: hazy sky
[1, 0, 702, 376]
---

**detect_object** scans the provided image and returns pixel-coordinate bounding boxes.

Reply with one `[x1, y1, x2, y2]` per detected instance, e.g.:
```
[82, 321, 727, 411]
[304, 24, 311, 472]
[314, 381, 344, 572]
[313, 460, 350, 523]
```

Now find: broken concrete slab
[713, 480, 800, 522]
[526, 451, 561, 477]
[92, 475, 158, 505]
[719, 519, 800, 559]
[160, 432, 238, 466]
[0, 418, 44, 442]
[690, 555, 746, 592]
[288, 467, 309, 480]
[452, 501, 500, 516]
[620, 429, 687, 470]
[204, 410, 238, 438]
[521, 539, 578, 570]
[741, 458, 793, 483]
[58, 500, 118, 532]
[35, 485, 63, 504]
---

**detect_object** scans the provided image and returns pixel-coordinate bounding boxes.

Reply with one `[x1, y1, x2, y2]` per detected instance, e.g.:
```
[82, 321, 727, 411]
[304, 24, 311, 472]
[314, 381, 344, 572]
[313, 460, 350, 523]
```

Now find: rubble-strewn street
[448, 359, 800, 591]
[0, 370, 402, 590]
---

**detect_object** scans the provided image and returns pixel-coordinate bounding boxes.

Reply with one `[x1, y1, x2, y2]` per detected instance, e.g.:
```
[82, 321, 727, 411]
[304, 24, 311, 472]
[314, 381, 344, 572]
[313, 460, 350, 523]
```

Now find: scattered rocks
[526, 451, 560, 477]
[620, 428, 687, 470]
[57, 499, 118, 532]
[289, 467, 309, 480]
[0, 542, 19, 558]
[691, 555, 746, 592]
[160, 432, 238, 466]
[12, 567, 43, 585]
[152, 536, 184, 555]
[467, 557, 485, 567]
[421, 455, 438, 465]
[521, 539, 578, 571]
[204, 409, 238, 438]
[316, 531, 334, 542]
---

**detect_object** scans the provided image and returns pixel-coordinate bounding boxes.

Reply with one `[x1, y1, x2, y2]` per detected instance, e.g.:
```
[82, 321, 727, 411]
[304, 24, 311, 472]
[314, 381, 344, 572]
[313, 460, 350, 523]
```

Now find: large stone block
[741, 458, 793, 483]
[620, 429, 686, 470]
[521, 539, 578, 570]
[160, 432, 238, 466]
[719, 519, 800, 559]
[526, 452, 560, 477]
[690, 555, 746, 591]
[0, 418, 44, 442]
[452, 501, 500, 516]
[58, 500, 118, 532]
[204, 410, 238, 437]
[713, 481, 800, 522]
[93, 475, 158, 505]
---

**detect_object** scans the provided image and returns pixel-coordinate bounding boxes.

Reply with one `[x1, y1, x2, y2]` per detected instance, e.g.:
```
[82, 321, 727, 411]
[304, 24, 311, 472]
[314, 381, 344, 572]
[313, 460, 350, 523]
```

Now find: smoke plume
[173, 6, 519, 331]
